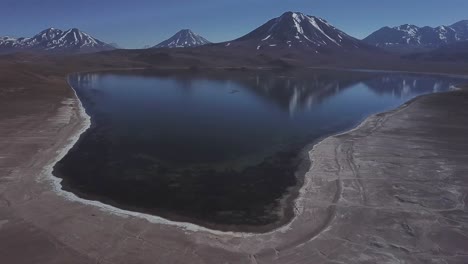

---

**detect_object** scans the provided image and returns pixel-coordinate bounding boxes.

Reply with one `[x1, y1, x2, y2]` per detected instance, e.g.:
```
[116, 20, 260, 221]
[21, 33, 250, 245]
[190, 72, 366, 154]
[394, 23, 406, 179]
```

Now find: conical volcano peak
[153, 29, 211, 48]
[230, 11, 367, 50]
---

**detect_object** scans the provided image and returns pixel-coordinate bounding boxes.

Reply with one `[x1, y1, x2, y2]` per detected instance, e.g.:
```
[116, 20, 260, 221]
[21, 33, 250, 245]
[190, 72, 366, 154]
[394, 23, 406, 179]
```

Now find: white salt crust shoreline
[40, 76, 274, 236]
[39, 72, 467, 239]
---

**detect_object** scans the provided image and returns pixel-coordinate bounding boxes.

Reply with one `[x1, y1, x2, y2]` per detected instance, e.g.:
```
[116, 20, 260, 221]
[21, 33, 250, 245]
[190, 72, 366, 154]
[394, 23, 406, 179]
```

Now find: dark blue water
[54, 69, 463, 231]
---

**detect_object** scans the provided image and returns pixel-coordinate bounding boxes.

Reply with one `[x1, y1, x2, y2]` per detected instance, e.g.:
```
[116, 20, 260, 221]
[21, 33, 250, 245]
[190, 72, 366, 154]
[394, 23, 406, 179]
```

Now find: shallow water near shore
[53, 69, 465, 231]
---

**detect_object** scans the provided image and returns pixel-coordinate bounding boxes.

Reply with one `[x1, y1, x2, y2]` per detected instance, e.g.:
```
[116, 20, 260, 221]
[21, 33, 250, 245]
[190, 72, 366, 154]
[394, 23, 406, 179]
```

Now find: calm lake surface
[54, 69, 463, 230]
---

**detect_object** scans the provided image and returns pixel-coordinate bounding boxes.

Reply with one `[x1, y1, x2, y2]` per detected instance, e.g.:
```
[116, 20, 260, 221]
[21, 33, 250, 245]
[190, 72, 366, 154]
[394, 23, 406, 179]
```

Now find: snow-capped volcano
[364, 20, 468, 51]
[226, 11, 368, 51]
[153, 29, 211, 48]
[0, 28, 115, 53]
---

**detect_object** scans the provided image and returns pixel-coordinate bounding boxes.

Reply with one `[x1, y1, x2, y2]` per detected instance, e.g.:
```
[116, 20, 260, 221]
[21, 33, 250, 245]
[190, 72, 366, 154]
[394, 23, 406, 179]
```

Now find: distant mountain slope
[153, 29, 211, 48]
[404, 40, 468, 62]
[0, 28, 114, 54]
[450, 20, 468, 40]
[222, 11, 372, 52]
[364, 20, 468, 52]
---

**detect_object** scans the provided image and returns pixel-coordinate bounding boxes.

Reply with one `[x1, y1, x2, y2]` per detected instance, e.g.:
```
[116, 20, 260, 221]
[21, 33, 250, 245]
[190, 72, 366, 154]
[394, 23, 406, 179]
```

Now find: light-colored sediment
[1, 75, 468, 263]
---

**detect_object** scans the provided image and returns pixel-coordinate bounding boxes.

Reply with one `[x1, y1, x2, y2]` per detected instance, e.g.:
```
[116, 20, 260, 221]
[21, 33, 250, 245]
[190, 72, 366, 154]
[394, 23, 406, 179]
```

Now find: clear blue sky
[2, 0, 467, 48]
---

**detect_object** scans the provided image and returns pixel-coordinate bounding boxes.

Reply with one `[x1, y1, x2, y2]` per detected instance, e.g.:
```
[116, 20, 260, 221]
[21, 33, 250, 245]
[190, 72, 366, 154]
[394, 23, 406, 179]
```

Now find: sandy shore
[1, 68, 468, 263]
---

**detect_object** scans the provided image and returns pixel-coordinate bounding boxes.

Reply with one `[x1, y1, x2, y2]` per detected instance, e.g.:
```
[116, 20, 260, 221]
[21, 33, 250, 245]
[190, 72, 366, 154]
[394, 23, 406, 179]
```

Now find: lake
[54, 69, 463, 231]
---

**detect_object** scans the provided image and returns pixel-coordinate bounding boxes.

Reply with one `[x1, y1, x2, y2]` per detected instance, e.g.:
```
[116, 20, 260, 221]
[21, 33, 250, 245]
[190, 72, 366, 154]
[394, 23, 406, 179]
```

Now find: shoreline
[308, 66, 468, 79]
[44, 72, 312, 236]
[43, 75, 248, 236]
[1, 43, 467, 262]
[1, 62, 467, 262]
[41, 69, 466, 237]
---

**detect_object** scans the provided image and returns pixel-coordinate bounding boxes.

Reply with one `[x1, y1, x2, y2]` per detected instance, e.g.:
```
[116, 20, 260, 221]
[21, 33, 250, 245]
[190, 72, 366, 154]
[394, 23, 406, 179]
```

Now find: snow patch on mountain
[153, 29, 211, 48]
[229, 11, 368, 51]
[0, 28, 114, 53]
[364, 20, 468, 50]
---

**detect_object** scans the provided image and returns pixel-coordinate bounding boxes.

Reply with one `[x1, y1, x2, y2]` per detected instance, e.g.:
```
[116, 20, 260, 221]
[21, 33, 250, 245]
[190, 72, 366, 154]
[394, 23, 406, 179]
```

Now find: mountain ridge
[364, 20, 468, 52]
[0, 28, 114, 53]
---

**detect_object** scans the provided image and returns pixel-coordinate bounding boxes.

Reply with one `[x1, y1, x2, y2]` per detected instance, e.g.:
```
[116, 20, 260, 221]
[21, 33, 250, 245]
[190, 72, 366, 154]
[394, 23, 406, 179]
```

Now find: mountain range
[0, 28, 114, 53]
[364, 20, 468, 52]
[1, 13, 467, 62]
[153, 29, 211, 48]
[221, 11, 372, 52]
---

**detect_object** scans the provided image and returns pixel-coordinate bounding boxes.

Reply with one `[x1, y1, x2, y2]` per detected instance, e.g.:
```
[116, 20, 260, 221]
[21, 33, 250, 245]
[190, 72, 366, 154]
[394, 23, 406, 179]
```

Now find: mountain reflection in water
[54, 69, 463, 231]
